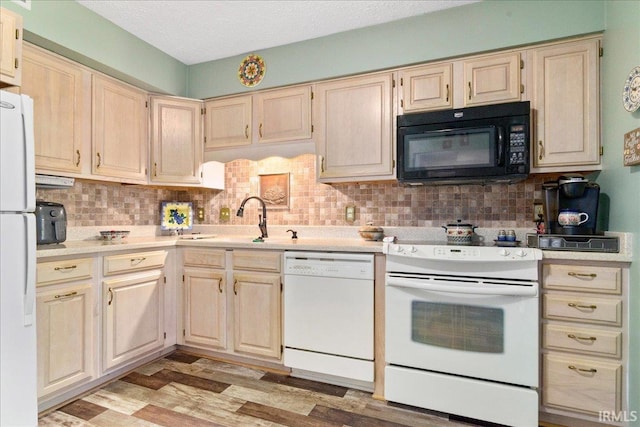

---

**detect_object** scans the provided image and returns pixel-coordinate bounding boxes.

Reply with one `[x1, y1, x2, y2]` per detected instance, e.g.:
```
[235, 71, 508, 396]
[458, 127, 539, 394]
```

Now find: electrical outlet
[345, 205, 356, 222]
[196, 206, 205, 222]
[533, 203, 544, 221]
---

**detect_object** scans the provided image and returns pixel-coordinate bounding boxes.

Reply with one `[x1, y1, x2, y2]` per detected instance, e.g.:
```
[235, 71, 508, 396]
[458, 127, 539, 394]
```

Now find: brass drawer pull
[569, 365, 597, 374]
[217, 278, 223, 293]
[107, 288, 113, 305]
[54, 265, 77, 271]
[54, 291, 78, 299]
[130, 257, 147, 265]
[233, 279, 238, 295]
[568, 272, 597, 278]
[568, 302, 597, 310]
[568, 333, 597, 342]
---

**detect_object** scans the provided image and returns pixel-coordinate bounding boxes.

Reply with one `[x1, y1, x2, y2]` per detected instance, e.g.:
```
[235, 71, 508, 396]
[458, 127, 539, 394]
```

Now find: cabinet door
[183, 267, 226, 349]
[103, 270, 163, 371]
[463, 52, 521, 107]
[150, 96, 203, 184]
[204, 95, 252, 149]
[22, 44, 89, 174]
[36, 283, 93, 397]
[315, 72, 395, 182]
[399, 63, 452, 112]
[532, 38, 600, 169]
[232, 272, 281, 359]
[92, 74, 148, 183]
[255, 85, 312, 143]
[0, 7, 22, 87]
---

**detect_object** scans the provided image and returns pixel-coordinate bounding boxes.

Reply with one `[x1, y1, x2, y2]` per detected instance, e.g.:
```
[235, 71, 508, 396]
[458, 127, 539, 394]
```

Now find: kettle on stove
[35, 201, 67, 244]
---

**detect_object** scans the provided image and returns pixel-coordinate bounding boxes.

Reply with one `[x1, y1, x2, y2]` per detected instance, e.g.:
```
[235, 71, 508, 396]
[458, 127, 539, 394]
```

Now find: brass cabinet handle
[259, 123, 263, 138]
[568, 333, 597, 342]
[569, 365, 597, 373]
[107, 288, 113, 305]
[54, 291, 78, 299]
[468, 81, 472, 100]
[54, 265, 77, 271]
[244, 124, 249, 139]
[568, 272, 597, 278]
[445, 84, 450, 102]
[233, 280, 238, 295]
[96, 152, 101, 167]
[75, 149, 81, 167]
[130, 257, 146, 265]
[538, 140, 544, 160]
[154, 162, 157, 177]
[217, 278, 223, 293]
[319, 155, 325, 173]
[568, 302, 597, 310]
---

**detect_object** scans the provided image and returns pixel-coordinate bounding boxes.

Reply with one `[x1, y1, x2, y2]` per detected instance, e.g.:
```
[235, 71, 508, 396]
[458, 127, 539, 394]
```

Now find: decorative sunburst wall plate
[238, 54, 266, 87]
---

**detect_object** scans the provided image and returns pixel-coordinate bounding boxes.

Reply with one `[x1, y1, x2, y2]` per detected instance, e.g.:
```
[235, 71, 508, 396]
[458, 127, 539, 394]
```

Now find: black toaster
[35, 201, 67, 244]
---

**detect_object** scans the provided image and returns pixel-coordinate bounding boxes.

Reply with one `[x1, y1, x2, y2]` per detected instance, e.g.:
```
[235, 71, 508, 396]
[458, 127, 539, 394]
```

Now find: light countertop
[36, 226, 633, 263]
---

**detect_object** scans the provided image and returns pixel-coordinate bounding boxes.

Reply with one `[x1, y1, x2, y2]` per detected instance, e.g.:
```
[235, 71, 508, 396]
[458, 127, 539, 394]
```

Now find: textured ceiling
[76, 0, 478, 65]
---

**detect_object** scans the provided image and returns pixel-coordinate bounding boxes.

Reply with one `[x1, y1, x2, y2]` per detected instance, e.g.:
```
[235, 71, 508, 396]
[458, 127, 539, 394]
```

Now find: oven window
[404, 126, 496, 171]
[411, 301, 504, 353]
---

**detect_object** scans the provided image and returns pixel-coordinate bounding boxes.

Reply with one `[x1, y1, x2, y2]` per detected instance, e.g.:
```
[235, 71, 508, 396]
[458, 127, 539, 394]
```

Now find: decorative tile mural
[37, 154, 558, 229]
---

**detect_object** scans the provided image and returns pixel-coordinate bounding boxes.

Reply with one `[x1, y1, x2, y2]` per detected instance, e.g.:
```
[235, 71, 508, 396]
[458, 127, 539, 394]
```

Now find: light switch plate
[533, 203, 544, 221]
[345, 205, 356, 222]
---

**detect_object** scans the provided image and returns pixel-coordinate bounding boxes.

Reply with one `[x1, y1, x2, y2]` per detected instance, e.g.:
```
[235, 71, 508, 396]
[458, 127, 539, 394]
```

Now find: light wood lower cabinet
[180, 248, 282, 361]
[36, 283, 93, 398]
[36, 258, 95, 399]
[102, 250, 167, 372]
[540, 260, 629, 424]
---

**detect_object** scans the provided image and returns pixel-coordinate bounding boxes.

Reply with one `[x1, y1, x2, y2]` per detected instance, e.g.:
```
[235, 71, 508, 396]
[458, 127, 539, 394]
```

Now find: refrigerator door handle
[22, 95, 36, 211]
[23, 213, 35, 326]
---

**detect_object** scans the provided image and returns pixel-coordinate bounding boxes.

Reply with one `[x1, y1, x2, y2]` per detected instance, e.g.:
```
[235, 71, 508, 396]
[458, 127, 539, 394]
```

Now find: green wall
[0, 0, 188, 95]
[600, 1, 640, 421]
[187, 0, 605, 99]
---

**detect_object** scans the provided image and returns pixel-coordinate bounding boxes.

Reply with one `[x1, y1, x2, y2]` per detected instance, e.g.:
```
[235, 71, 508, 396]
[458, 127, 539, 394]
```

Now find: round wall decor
[238, 54, 266, 87]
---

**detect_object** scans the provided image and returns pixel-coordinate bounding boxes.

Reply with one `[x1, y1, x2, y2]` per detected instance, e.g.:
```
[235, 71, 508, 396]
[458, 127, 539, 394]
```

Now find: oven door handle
[387, 276, 537, 296]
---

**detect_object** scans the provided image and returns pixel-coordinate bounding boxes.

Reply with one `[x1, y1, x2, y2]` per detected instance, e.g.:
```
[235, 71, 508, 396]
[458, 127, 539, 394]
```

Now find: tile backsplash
[37, 154, 556, 230]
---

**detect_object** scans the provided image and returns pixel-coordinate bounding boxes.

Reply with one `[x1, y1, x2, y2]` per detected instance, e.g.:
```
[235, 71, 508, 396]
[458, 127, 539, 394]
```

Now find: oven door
[385, 273, 538, 387]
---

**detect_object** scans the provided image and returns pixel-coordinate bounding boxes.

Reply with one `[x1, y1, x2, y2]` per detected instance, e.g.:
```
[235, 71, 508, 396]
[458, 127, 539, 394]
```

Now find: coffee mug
[558, 209, 589, 226]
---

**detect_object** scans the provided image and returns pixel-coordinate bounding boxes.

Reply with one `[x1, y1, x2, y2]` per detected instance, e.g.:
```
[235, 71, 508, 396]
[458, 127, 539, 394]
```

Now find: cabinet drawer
[543, 264, 621, 294]
[103, 250, 168, 276]
[37, 258, 93, 286]
[543, 353, 621, 415]
[232, 250, 281, 273]
[183, 248, 226, 268]
[543, 294, 622, 326]
[543, 323, 622, 358]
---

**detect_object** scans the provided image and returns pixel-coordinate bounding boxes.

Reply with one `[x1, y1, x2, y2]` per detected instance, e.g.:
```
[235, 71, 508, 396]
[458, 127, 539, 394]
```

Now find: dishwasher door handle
[386, 275, 537, 297]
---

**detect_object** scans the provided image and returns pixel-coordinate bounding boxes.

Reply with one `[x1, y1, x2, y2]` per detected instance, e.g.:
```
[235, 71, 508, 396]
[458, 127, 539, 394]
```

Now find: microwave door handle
[497, 127, 505, 166]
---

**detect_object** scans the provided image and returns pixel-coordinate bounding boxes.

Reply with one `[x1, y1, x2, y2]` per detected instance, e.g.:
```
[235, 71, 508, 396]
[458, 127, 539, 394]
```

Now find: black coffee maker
[542, 174, 600, 235]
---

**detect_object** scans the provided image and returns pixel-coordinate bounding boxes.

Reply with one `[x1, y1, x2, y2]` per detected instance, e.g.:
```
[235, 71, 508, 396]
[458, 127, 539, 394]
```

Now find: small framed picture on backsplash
[160, 201, 193, 231]
[259, 173, 290, 209]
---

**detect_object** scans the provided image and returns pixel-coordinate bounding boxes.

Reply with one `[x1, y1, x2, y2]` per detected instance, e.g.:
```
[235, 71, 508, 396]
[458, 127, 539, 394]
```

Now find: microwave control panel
[507, 124, 527, 166]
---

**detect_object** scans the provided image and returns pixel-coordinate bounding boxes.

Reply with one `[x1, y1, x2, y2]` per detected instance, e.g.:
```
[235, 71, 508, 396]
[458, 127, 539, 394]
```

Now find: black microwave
[397, 101, 530, 185]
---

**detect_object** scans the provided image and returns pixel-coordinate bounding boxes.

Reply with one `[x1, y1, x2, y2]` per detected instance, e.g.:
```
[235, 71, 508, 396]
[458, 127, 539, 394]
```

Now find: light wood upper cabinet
[204, 85, 312, 150]
[314, 72, 395, 183]
[255, 85, 312, 143]
[531, 36, 601, 171]
[22, 44, 90, 175]
[463, 52, 522, 107]
[0, 7, 23, 87]
[150, 96, 203, 185]
[204, 95, 252, 149]
[92, 74, 148, 184]
[399, 63, 453, 112]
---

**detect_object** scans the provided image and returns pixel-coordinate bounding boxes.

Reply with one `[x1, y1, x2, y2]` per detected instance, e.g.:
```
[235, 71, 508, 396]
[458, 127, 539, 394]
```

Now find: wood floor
[38, 351, 487, 427]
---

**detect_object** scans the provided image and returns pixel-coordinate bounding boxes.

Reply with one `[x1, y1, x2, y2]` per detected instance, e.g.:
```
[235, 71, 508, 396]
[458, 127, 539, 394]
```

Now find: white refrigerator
[0, 89, 38, 426]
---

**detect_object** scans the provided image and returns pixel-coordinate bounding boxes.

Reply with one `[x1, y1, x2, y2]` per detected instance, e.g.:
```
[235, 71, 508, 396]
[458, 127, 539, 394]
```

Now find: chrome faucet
[236, 196, 268, 239]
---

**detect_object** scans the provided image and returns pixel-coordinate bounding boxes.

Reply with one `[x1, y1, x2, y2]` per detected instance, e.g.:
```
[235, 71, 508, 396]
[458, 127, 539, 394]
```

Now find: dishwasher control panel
[284, 251, 374, 280]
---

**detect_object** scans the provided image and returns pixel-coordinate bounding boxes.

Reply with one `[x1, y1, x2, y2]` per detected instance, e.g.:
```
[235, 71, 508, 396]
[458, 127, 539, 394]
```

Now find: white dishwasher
[283, 251, 374, 387]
